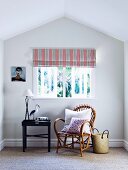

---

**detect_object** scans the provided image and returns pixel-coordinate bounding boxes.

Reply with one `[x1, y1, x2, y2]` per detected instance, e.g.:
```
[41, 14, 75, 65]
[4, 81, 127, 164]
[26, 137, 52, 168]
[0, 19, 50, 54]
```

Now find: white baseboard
[0, 140, 5, 151]
[4, 138, 124, 148]
[124, 140, 128, 151]
[4, 138, 57, 148]
[109, 139, 124, 147]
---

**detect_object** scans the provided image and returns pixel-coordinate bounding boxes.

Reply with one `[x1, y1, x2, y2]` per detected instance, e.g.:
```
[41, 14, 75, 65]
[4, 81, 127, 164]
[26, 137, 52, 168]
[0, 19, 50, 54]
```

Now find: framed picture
[11, 66, 26, 82]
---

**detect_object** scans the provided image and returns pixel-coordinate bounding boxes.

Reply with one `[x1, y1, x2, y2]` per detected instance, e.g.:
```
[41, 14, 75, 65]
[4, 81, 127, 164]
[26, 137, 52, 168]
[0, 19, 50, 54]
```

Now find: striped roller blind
[33, 48, 96, 67]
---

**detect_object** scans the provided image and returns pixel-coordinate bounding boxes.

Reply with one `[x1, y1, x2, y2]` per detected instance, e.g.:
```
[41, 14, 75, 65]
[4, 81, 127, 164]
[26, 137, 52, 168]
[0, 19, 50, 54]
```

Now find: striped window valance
[33, 48, 96, 67]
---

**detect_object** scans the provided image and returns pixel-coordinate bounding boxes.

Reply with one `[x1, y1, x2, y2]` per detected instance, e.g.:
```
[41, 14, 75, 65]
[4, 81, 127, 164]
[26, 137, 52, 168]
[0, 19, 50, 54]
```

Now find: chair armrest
[54, 118, 65, 135]
[80, 120, 92, 134]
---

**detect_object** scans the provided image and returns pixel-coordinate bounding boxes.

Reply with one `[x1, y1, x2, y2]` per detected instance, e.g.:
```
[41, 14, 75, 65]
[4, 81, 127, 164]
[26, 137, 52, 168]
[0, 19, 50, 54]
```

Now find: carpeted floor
[0, 147, 128, 170]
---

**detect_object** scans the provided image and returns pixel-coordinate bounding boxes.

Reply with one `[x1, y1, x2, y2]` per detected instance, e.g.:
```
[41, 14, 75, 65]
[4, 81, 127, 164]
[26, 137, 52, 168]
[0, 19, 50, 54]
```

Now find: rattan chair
[54, 104, 96, 156]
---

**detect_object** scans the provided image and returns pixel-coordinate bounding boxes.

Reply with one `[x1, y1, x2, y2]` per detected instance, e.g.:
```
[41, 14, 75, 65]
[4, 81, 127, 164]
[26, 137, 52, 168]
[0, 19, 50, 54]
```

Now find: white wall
[4, 18, 124, 146]
[124, 42, 128, 150]
[0, 40, 4, 149]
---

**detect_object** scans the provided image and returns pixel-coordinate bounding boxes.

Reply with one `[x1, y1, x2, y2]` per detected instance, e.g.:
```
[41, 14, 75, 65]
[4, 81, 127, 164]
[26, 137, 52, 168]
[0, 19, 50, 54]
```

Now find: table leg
[48, 125, 51, 152]
[23, 125, 27, 152]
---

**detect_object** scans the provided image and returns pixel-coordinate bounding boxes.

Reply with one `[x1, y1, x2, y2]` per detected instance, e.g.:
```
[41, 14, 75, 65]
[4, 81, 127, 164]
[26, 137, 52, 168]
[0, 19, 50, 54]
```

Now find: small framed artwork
[11, 66, 26, 82]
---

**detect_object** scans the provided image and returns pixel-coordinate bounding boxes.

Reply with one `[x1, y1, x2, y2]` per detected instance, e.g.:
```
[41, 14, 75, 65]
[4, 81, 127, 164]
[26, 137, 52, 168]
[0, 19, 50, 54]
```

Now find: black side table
[22, 120, 51, 152]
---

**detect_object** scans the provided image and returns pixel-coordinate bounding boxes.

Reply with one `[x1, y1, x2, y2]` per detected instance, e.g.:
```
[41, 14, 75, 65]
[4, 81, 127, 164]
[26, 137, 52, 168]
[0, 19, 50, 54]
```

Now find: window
[32, 48, 96, 98]
[33, 67, 95, 98]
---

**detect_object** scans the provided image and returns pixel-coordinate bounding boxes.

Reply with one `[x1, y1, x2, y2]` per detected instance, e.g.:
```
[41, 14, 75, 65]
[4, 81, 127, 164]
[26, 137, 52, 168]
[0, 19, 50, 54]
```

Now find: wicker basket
[92, 129, 109, 154]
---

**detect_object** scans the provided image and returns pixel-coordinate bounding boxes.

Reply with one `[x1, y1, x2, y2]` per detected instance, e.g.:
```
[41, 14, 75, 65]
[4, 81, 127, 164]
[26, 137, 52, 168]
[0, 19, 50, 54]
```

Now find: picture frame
[11, 66, 26, 82]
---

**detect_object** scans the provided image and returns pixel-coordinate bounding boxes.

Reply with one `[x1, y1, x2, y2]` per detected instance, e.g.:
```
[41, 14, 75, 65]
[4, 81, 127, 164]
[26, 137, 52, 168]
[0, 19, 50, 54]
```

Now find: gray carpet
[0, 147, 128, 170]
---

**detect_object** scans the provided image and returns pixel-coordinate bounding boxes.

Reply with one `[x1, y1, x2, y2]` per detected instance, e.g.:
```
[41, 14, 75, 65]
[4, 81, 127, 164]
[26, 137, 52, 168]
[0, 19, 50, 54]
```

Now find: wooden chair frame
[54, 104, 96, 157]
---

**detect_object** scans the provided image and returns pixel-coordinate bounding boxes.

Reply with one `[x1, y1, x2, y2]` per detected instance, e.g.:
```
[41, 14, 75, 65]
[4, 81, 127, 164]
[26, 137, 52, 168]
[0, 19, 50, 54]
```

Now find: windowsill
[32, 96, 96, 100]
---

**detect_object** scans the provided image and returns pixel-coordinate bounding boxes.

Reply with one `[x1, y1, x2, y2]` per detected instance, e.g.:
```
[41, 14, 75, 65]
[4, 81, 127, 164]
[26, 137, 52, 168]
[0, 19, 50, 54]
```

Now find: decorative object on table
[92, 128, 109, 154]
[11, 66, 26, 82]
[23, 89, 33, 120]
[36, 117, 48, 121]
[30, 104, 40, 120]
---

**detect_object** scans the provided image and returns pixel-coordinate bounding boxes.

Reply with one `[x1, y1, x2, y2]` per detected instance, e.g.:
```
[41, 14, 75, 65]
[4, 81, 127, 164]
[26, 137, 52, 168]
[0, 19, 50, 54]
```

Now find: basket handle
[101, 130, 109, 139]
[92, 128, 99, 133]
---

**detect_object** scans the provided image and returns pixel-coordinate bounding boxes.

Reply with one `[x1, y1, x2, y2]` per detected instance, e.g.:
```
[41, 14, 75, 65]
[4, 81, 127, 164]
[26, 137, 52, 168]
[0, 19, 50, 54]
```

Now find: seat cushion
[65, 108, 92, 125]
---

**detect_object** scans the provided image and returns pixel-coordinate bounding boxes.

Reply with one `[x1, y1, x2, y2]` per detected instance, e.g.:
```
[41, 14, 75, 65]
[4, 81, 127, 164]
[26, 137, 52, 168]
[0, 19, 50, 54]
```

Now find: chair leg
[56, 138, 59, 153]
[79, 135, 91, 156]
[86, 136, 91, 149]
[56, 134, 62, 153]
[72, 135, 74, 149]
[79, 137, 83, 157]
[64, 135, 67, 147]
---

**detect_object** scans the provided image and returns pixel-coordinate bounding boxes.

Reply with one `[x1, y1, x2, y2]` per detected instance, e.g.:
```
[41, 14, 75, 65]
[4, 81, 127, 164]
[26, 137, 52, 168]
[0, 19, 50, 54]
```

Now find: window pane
[44, 68, 49, 94]
[57, 67, 63, 97]
[90, 68, 95, 98]
[43, 67, 57, 97]
[82, 73, 84, 94]
[87, 69, 91, 97]
[74, 68, 80, 94]
[65, 67, 72, 97]
[38, 68, 41, 95]
[72, 68, 84, 97]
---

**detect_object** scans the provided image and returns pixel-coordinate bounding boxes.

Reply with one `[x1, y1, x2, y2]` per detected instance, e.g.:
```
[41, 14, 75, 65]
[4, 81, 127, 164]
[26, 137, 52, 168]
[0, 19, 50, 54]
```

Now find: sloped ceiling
[0, 0, 128, 41]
